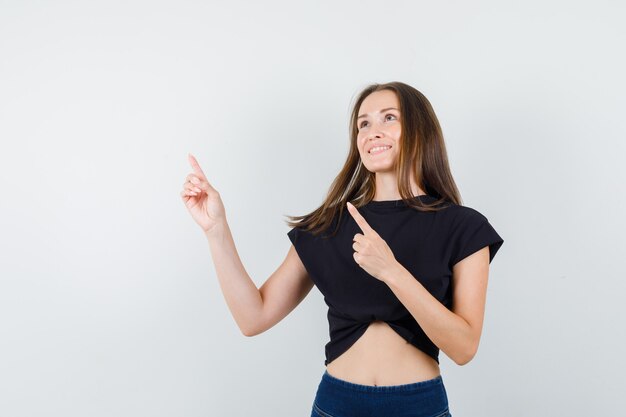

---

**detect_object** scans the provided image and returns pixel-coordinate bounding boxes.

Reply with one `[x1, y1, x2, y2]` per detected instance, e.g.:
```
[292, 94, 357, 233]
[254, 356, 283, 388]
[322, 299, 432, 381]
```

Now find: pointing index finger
[346, 201, 374, 234]
[188, 153, 206, 178]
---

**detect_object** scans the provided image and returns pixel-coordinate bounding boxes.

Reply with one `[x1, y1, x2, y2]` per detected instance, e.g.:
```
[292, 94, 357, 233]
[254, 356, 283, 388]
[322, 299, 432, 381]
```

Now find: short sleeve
[449, 210, 504, 268]
[287, 226, 316, 275]
[287, 227, 300, 249]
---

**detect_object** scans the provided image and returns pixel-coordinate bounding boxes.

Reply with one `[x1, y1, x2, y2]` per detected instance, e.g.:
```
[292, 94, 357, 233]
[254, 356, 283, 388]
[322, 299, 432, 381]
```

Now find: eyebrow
[357, 107, 399, 119]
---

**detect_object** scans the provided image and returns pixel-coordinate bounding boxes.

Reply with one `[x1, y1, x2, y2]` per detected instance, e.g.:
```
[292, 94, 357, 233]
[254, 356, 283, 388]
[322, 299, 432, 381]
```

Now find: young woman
[180, 81, 504, 417]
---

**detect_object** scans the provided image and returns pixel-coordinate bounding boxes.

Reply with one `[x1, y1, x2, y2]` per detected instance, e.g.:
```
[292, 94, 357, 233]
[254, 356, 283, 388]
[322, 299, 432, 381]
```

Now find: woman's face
[356, 90, 402, 173]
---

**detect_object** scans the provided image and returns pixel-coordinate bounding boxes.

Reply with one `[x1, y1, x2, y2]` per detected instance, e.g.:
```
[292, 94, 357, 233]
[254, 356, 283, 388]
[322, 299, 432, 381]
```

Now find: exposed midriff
[325, 320, 441, 387]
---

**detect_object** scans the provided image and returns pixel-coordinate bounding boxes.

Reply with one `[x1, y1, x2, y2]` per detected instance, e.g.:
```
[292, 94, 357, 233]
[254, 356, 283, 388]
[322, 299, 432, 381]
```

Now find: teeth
[369, 146, 391, 153]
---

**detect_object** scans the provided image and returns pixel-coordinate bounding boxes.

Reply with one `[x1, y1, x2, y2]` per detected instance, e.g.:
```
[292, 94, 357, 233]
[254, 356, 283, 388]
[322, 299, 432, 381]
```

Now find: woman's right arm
[206, 223, 314, 337]
[182, 153, 314, 337]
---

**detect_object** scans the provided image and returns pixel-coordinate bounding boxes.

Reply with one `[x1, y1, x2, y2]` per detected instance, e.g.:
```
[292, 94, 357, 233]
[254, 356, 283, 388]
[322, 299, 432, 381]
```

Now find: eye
[358, 113, 398, 129]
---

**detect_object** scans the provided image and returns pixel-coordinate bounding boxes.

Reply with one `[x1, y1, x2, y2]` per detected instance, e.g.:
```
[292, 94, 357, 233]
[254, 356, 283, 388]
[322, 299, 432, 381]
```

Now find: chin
[363, 163, 396, 174]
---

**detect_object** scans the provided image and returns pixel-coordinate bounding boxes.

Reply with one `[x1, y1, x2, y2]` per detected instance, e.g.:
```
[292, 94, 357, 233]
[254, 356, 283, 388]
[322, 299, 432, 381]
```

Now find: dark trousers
[310, 370, 452, 417]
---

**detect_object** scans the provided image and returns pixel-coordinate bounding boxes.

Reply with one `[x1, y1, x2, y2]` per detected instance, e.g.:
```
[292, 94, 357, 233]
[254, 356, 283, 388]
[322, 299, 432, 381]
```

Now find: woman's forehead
[359, 90, 400, 115]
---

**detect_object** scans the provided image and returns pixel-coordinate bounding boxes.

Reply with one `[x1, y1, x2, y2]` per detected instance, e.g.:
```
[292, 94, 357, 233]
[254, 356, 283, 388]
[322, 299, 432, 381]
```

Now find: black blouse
[287, 194, 504, 366]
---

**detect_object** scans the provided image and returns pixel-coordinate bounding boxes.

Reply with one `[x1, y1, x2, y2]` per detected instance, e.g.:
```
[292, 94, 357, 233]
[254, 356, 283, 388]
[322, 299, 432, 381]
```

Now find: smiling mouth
[369, 146, 392, 155]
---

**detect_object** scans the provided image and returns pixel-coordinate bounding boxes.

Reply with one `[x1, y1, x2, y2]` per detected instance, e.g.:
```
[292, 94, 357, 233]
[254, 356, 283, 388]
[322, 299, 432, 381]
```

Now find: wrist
[383, 261, 406, 287]
[204, 219, 228, 240]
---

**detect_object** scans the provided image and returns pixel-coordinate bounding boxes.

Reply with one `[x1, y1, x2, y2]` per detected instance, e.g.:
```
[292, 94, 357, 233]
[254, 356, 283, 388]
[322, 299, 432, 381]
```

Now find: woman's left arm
[345, 201, 491, 366]
[383, 247, 490, 366]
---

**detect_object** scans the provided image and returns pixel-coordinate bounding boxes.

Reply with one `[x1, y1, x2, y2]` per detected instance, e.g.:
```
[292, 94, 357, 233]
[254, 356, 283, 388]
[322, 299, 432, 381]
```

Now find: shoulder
[445, 202, 504, 266]
[439, 202, 489, 228]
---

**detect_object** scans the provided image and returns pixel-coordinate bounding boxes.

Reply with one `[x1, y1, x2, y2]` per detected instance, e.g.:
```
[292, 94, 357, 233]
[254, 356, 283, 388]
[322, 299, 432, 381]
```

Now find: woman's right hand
[180, 153, 227, 235]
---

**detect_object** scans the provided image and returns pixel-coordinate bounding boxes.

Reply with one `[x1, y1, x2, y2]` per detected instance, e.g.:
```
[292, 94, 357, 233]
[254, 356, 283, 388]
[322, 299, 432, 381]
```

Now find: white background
[1, 1, 625, 416]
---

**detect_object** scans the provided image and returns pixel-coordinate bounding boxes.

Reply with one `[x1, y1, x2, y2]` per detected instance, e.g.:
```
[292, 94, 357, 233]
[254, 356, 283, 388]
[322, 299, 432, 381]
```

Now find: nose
[366, 127, 385, 143]
[365, 120, 386, 140]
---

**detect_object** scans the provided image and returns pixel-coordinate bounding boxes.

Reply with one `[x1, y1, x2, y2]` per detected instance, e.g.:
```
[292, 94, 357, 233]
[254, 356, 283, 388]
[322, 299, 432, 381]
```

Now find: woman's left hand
[346, 201, 401, 284]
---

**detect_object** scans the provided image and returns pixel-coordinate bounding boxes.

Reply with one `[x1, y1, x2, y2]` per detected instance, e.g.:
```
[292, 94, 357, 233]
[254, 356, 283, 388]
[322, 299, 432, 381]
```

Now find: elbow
[453, 341, 479, 366]
[241, 326, 259, 337]
[240, 312, 266, 337]
[454, 352, 474, 366]
[241, 322, 266, 337]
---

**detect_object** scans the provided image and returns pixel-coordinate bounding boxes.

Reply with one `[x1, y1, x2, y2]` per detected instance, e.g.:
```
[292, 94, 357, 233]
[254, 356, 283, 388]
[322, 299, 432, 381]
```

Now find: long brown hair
[284, 81, 462, 238]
